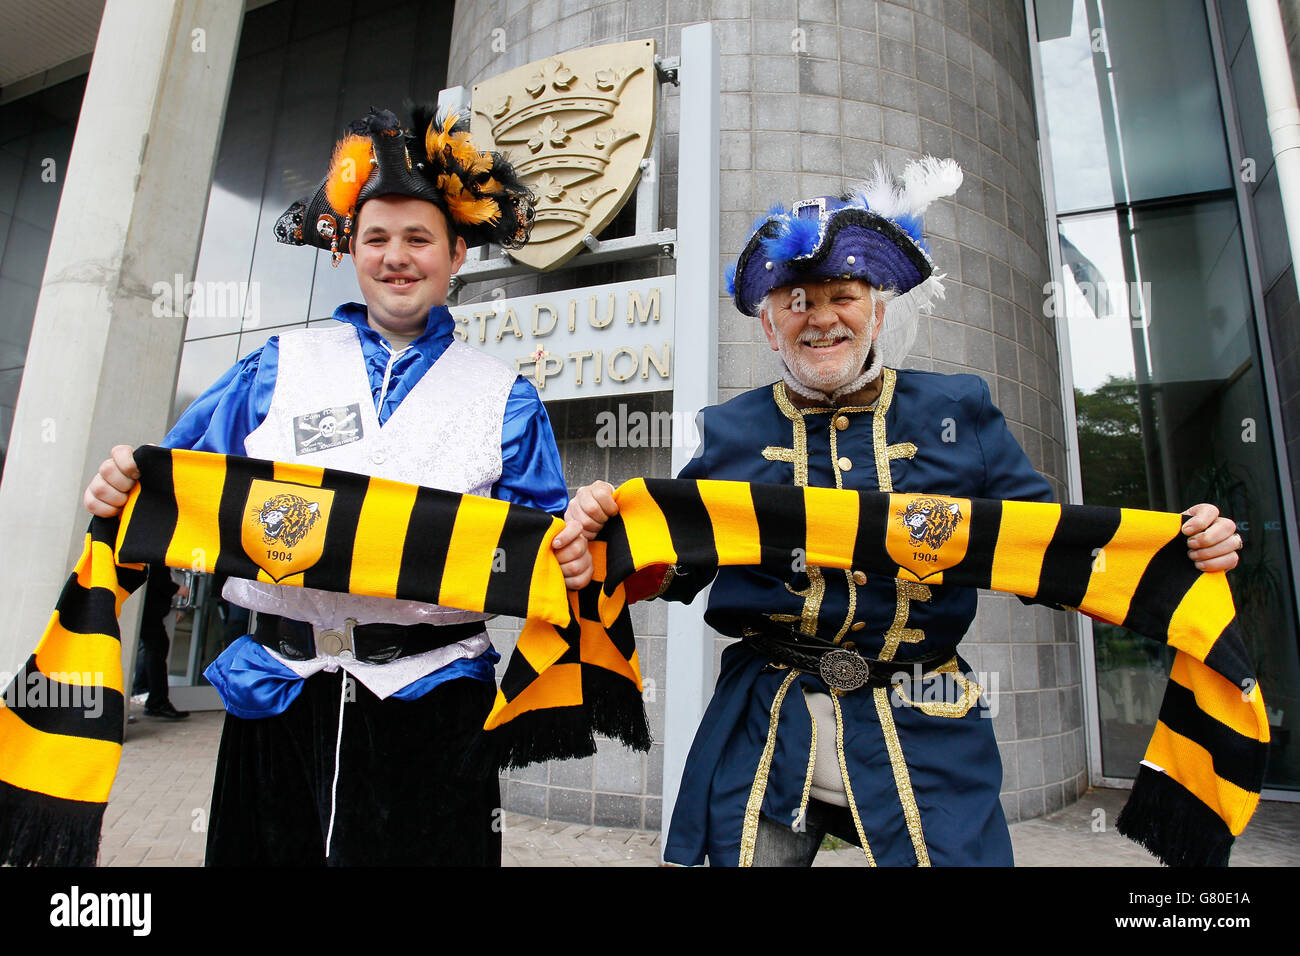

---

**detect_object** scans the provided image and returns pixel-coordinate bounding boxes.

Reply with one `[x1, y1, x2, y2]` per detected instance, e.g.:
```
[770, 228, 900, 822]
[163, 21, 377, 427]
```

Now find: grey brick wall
[448, 0, 1084, 829]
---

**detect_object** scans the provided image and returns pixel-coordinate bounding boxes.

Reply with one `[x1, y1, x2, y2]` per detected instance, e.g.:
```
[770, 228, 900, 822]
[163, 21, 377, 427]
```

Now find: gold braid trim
[770, 383, 809, 486]
[880, 579, 931, 661]
[772, 382, 822, 636]
[738, 668, 801, 867]
[874, 686, 932, 866]
[828, 418, 858, 644]
[873, 369, 899, 493]
[892, 657, 983, 718]
[796, 689, 818, 833]
[829, 689, 877, 866]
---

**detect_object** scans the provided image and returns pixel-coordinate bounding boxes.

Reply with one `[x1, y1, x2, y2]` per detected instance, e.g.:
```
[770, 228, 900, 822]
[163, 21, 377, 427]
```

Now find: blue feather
[894, 212, 924, 244]
[759, 214, 821, 262]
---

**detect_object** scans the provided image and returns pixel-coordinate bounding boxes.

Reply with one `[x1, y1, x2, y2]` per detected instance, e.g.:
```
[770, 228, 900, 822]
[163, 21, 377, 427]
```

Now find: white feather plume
[900, 157, 964, 216]
[849, 156, 963, 219]
[851, 161, 907, 219]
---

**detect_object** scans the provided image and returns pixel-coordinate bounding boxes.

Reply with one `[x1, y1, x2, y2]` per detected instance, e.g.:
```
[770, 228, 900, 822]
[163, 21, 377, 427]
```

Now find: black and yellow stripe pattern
[499, 478, 1268, 866]
[0, 450, 1266, 867]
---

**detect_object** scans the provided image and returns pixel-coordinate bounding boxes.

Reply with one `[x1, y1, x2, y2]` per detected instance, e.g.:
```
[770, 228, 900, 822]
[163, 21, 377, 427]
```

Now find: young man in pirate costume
[555, 158, 1244, 866]
[85, 106, 583, 865]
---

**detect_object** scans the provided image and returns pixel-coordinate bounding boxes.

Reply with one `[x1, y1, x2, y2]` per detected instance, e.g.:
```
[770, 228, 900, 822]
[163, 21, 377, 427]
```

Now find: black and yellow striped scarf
[0, 447, 1267, 866]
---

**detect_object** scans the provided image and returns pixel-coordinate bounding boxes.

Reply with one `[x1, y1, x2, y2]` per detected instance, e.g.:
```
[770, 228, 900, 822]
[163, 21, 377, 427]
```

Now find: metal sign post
[661, 22, 720, 860]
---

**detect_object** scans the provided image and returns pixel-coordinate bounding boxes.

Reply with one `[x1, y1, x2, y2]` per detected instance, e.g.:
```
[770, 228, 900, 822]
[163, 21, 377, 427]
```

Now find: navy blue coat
[662, 368, 1053, 866]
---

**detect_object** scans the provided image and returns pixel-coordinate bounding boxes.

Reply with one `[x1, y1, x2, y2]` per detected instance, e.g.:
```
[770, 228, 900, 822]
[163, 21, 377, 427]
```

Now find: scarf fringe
[1115, 765, 1235, 867]
[474, 706, 599, 772]
[0, 780, 104, 867]
[468, 670, 653, 774]
[584, 666, 653, 753]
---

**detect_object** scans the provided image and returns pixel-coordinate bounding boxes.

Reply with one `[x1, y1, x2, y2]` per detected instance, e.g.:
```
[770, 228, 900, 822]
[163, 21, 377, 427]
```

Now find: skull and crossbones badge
[293, 403, 363, 454]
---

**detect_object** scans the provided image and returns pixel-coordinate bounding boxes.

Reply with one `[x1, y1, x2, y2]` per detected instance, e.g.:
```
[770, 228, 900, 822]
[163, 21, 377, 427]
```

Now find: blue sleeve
[162, 339, 279, 454]
[972, 377, 1054, 503]
[492, 376, 569, 517]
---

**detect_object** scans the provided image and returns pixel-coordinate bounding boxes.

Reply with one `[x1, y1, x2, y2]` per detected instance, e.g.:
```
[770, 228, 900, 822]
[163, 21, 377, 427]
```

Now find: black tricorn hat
[274, 105, 535, 260]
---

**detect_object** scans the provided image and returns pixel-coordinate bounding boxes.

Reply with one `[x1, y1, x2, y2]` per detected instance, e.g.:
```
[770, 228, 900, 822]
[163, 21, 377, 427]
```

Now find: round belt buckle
[317, 629, 345, 657]
[820, 648, 870, 692]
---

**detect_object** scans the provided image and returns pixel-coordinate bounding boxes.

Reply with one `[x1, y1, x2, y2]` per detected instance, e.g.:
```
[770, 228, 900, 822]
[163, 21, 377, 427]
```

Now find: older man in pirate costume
[85, 106, 578, 866]
[557, 158, 1244, 866]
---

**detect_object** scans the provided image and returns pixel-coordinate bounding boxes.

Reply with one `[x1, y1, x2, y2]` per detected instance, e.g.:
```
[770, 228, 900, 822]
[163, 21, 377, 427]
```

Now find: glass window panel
[1064, 199, 1300, 786]
[186, 47, 284, 340]
[1038, 0, 1231, 213]
[337, 4, 418, 123]
[0, 212, 10, 266]
[1228, 33, 1273, 192]
[308, 248, 363, 319]
[238, 321, 303, 362]
[0, 147, 24, 217]
[0, 276, 39, 370]
[244, 28, 350, 333]
[0, 217, 52, 287]
[1217, 0, 1252, 58]
[170, 333, 239, 429]
[1253, 164, 1291, 288]
[13, 126, 73, 227]
[0, 366, 22, 473]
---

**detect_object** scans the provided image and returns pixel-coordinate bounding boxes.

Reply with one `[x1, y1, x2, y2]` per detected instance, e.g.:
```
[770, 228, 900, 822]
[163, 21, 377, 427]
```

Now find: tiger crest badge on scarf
[886, 493, 971, 582]
[241, 479, 334, 581]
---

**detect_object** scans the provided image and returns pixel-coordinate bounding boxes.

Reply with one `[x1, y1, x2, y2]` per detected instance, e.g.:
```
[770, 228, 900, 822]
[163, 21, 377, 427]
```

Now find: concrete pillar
[0, 0, 243, 680]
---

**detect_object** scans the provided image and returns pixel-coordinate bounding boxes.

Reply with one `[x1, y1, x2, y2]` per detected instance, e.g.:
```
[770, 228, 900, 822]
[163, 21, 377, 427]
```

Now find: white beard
[774, 321, 883, 401]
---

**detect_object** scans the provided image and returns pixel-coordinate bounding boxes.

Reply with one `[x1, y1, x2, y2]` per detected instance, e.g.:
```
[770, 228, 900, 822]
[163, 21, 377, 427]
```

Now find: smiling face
[759, 279, 885, 392]
[350, 195, 467, 346]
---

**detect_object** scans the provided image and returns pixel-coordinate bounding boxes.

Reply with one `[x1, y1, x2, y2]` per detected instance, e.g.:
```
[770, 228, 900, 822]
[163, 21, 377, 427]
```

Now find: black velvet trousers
[205, 670, 501, 866]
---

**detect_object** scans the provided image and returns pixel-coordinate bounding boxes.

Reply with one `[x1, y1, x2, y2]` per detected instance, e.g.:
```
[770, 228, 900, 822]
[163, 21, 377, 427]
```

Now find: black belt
[253, 613, 487, 665]
[743, 627, 954, 692]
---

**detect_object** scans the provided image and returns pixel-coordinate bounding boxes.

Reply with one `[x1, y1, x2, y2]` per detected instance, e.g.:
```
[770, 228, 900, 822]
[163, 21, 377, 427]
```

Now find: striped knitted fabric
[0, 447, 1267, 866]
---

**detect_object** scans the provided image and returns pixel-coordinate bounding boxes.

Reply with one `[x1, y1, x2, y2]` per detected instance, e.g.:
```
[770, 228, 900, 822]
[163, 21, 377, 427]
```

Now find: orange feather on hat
[438, 173, 501, 225]
[426, 112, 486, 170]
[324, 133, 373, 216]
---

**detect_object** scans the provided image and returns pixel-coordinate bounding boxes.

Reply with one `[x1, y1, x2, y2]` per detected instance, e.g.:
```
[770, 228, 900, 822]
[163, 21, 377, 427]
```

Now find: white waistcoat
[224, 323, 516, 630]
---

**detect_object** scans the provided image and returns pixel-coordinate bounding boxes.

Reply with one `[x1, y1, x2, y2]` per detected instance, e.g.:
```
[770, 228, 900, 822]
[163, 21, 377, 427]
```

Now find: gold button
[852, 570, 867, 586]
[851, 621, 866, 632]
[834, 415, 849, 430]
[838, 456, 852, 471]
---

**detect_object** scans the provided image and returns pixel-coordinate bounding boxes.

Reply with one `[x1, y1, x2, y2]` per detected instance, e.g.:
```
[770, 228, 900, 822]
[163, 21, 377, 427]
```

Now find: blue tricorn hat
[727, 157, 963, 317]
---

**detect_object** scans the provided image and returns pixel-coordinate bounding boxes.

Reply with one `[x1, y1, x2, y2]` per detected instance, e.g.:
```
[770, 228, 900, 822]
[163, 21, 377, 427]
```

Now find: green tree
[1074, 374, 1150, 509]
